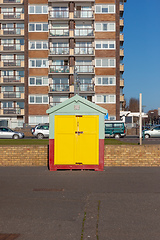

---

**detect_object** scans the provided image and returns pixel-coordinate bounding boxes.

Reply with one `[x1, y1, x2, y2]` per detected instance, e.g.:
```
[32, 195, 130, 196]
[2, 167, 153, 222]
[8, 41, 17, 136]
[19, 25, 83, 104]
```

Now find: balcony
[74, 10, 94, 19]
[0, 0, 23, 3]
[120, 48, 124, 57]
[120, 63, 124, 72]
[120, 79, 124, 87]
[75, 65, 94, 73]
[119, 3, 124, 11]
[74, 47, 94, 55]
[49, 29, 69, 37]
[0, 44, 24, 51]
[79, 83, 94, 92]
[0, 12, 24, 20]
[49, 84, 69, 92]
[0, 76, 24, 83]
[49, 65, 69, 73]
[120, 94, 124, 102]
[120, 18, 124, 30]
[120, 33, 124, 42]
[0, 91, 24, 99]
[49, 47, 69, 55]
[0, 60, 24, 67]
[75, 28, 94, 37]
[0, 108, 24, 115]
[0, 28, 24, 36]
[49, 10, 69, 19]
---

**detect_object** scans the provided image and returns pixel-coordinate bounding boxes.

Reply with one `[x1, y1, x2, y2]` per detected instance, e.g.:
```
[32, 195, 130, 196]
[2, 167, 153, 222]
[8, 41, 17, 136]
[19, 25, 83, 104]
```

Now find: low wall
[0, 145, 160, 167]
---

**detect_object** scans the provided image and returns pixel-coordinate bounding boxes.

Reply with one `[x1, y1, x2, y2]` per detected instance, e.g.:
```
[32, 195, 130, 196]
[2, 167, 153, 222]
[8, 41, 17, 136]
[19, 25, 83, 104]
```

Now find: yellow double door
[54, 115, 99, 165]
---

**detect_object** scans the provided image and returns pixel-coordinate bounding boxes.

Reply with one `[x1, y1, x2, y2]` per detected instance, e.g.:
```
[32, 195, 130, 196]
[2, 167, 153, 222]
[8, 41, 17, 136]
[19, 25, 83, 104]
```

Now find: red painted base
[49, 139, 104, 171]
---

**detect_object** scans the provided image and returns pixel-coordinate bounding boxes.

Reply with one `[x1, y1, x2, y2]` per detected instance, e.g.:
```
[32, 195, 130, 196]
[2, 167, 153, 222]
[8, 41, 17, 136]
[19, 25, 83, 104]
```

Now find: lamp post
[139, 93, 142, 146]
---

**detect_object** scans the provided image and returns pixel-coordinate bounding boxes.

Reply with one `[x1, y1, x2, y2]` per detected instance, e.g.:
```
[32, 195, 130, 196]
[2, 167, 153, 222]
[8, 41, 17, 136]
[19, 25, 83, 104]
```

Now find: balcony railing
[49, 47, 69, 55]
[0, 12, 24, 19]
[49, 10, 69, 18]
[0, 91, 24, 99]
[0, 28, 24, 35]
[49, 65, 69, 73]
[0, 76, 24, 83]
[74, 10, 93, 18]
[75, 47, 94, 55]
[75, 65, 94, 73]
[2, 0, 23, 3]
[49, 84, 69, 92]
[0, 108, 24, 115]
[0, 44, 24, 51]
[79, 83, 94, 91]
[75, 28, 94, 37]
[0, 60, 24, 67]
[49, 29, 69, 37]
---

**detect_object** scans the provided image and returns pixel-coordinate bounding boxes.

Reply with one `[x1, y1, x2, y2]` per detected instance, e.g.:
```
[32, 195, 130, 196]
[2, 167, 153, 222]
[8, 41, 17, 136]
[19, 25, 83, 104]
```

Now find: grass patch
[0, 139, 49, 145]
[104, 138, 137, 145]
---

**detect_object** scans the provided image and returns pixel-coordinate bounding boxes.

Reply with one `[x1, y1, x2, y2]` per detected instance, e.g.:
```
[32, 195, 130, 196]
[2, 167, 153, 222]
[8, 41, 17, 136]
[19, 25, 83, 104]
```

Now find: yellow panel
[54, 116, 76, 165]
[76, 116, 99, 165]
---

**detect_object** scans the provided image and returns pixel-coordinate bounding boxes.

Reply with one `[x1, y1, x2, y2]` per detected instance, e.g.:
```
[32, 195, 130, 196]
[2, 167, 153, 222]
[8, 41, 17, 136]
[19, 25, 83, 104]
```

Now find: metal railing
[1, 108, 23, 115]
[1, 44, 23, 51]
[49, 10, 69, 18]
[75, 65, 94, 73]
[1, 12, 23, 19]
[49, 29, 69, 37]
[2, 60, 24, 67]
[75, 28, 94, 37]
[49, 47, 69, 55]
[79, 83, 94, 91]
[1, 76, 22, 83]
[74, 47, 94, 55]
[49, 84, 69, 92]
[3, 0, 22, 3]
[74, 10, 93, 18]
[49, 65, 69, 73]
[1, 91, 24, 98]
[1, 28, 24, 35]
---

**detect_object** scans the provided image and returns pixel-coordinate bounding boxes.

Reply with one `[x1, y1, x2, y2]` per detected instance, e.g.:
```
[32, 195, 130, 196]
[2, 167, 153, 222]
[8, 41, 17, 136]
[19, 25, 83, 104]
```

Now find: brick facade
[1, 145, 160, 167]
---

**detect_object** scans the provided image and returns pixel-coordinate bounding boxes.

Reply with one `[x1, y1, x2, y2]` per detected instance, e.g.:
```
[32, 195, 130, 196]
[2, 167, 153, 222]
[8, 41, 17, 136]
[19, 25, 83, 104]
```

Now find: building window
[28, 5, 48, 14]
[109, 116, 116, 120]
[29, 41, 48, 50]
[95, 5, 115, 14]
[29, 115, 49, 125]
[95, 58, 116, 67]
[29, 77, 48, 86]
[95, 40, 116, 49]
[95, 95, 116, 103]
[96, 76, 116, 85]
[29, 23, 48, 32]
[95, 22, 115, 32]
[29, 59, 48, 68]
[29, 95, 49, 104]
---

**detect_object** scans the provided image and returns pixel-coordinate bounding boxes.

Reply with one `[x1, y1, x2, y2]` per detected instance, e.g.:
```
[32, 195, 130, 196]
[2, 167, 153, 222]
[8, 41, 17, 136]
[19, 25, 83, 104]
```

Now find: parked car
[105, 121, 126, 139]
[143, 125, 160, 138]
[32, 123, 49, 139]
[0, 127, 24, 139]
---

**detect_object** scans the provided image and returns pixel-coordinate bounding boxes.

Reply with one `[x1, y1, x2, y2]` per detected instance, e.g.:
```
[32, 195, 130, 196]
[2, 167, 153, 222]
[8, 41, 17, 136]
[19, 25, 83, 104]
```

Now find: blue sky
[123, 0, 160, 113]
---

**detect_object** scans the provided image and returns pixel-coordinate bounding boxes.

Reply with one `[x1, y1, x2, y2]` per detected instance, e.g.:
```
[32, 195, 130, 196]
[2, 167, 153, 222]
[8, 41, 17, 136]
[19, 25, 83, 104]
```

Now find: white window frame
[29, 115, 49, 125]
[95, 58, 116, 68]
[28, 5, 48, 14]
[29, 77, 48, 86]
[95, 94, 116, 104]
[29, 59, 48, 68]
[29, 41, 48, 50]
[29, 95, 49, 104]
[95, 22, 115, 32]
[28, 23, 48, 32]
[95, 5, 115, 14]
[95, 76, 116, 85]
[95, 40, 116, 50]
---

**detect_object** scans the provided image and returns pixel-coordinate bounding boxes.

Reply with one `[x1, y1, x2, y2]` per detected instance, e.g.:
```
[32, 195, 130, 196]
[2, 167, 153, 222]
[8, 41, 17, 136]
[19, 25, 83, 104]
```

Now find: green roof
[46, 95, 107, 115]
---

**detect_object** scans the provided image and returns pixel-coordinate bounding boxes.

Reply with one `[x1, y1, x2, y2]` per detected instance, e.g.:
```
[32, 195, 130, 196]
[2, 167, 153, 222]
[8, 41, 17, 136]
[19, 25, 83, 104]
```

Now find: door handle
[75, 131, 83, 135]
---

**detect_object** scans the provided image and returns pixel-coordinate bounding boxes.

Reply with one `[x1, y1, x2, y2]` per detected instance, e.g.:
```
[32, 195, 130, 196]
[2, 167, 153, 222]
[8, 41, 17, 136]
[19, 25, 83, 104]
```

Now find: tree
[124, 98, 139, 112]
[147, 109, 159, 125]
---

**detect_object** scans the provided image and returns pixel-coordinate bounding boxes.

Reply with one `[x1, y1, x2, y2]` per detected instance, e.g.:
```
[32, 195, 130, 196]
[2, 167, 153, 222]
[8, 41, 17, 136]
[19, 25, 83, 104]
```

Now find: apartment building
[0, 0, 126, 128]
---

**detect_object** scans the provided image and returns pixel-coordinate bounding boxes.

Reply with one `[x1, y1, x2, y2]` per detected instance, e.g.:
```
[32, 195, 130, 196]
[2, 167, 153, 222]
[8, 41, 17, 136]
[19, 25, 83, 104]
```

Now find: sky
[123, 0, 160, 113]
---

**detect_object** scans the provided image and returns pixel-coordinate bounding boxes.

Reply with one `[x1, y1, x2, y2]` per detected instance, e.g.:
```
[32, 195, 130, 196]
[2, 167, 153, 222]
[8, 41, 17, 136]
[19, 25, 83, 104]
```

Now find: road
[1, 167, 160, 240]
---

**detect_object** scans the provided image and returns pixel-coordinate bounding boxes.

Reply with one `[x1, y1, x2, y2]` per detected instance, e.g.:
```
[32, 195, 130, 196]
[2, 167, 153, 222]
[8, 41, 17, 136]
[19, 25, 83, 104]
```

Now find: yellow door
[54, 115, 99, 165]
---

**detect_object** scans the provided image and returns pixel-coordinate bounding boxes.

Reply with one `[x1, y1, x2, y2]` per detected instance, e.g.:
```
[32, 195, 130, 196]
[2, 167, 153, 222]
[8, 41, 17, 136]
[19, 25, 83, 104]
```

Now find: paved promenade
[0, 167, 160, 240]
